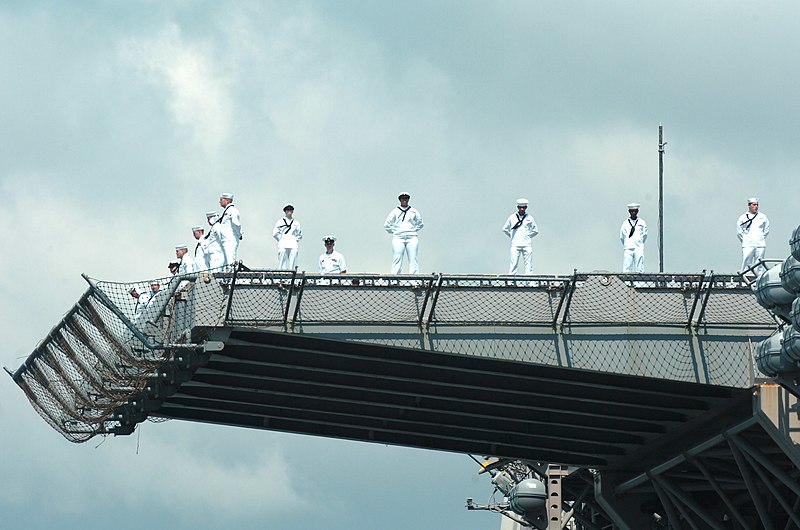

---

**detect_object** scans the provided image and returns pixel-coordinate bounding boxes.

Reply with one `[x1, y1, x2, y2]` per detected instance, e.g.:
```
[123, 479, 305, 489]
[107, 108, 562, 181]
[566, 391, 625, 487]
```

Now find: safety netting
[10, 267, 775, 441]
[11, 267, 232, 441]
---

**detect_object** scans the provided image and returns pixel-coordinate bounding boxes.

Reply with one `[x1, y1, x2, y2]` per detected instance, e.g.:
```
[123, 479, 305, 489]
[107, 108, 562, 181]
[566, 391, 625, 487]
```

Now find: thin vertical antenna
[658, 125, 667, 273]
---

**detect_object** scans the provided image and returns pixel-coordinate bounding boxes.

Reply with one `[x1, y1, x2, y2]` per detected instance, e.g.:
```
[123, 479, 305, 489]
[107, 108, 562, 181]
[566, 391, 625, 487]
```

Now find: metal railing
[219, 268, 775, 331]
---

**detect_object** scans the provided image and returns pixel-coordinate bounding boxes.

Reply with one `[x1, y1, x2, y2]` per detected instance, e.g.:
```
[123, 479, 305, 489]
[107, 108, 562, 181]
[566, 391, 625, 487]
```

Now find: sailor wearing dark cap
[319, 235, 347, 274]
[272, 204, 303, 270]
[737, 197, 770, 274]
[502, 198, 539, 274]
[204, 211, 225, 269]
[384, 192, 424, 274]
[620, 202, 647, 273]
[217, 193, 243, 267]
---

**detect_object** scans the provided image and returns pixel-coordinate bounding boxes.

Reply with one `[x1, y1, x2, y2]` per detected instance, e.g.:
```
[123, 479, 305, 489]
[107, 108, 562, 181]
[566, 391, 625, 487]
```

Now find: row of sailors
[130, 194, 770, 310]
[191, 193, 243, 270]
[128, 231, 346, 318]
[165, 191, 415, 281]
[182, 199, 346, 274]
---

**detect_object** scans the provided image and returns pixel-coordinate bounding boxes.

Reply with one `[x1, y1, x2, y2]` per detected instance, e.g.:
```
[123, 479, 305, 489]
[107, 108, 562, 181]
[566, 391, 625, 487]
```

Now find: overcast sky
[2, 2, 799, 529]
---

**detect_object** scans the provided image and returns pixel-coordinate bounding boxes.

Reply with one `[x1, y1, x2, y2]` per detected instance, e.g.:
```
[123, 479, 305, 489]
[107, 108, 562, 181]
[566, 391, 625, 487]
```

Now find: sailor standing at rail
[502, 198, 539, 274]
[620, 202, 647, 273]
[217, 193, 243, 267]
[175, 244, 197, 274]
[128, 287, 145, 319]
[737, 197, 770, 274]
[192, 225, 210, 270]
[319, 235, 347, 274]
[273, 204, 302, 270]
[384, 192, 424, 274]
[139, 280, 161, 307]
[204, 211, 225, 269]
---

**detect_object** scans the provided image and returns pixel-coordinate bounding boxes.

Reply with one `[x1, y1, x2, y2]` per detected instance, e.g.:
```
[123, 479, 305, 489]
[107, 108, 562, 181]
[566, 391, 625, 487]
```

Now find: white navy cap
[323, 235, 337, 242]
[748, 197, 759, 204]
[627, 203, 640, 210]
[128, 286, 138, 294]
[191, 225, 204, 232]
[206, 211, 218, 217]
[175, 244, 188, 251]
[398, 192, 410, 199]
[150, 279, 160, 285]
[220, 193, 233, 200]
[516, 198, 529, 206]
[283, 203, 294, 210]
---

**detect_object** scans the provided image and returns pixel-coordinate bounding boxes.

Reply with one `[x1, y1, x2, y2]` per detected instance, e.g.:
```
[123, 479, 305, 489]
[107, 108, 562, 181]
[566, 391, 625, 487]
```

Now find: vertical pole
[658, 125, 666, 273]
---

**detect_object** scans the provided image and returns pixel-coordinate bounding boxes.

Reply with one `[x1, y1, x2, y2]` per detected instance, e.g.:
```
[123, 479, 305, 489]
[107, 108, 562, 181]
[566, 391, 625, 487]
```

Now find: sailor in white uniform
[737, 197, 770, 274]
[217, 193, 243, 267]
[128, 287, 145, 319]
[384, 192, 424, 274]
[139, 280, 161, 307]
[502, 198, 539, 274]
[319, 236, 347, 274]
[175, 244, 197, 274]
[204, 211, 225, 269]
[273, 204, 303, 270]
[191, 225, 210, 270]
[620, 202, 648, 273]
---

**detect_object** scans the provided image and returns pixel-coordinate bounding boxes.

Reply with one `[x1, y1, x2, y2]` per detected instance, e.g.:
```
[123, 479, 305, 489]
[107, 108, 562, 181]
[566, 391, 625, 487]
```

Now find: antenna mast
[658, 125, 667, 273]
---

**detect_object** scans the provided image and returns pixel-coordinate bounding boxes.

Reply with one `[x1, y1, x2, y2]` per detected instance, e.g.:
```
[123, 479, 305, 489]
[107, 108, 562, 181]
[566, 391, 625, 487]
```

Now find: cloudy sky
[2, 1, 799, 529]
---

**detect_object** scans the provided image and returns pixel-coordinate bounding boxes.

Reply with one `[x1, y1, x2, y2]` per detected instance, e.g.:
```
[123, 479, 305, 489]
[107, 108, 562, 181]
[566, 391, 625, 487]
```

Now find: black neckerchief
[628, 218, 639, 238]
[740, 213, 757, 232]
[204, 205, 232, 238]
[397, 206, 411, 221]
[512, 212, 526, 230]
[282, 218, 294, 234]
[216, 204, 233, 225]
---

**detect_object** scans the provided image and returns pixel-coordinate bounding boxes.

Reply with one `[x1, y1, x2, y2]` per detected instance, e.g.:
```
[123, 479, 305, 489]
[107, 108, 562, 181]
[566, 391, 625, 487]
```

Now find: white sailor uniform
[502, 212, 539, 274]
[384, 206, 424, 274]
[204, 215, 226, 269]
[273, 216, 303, 270]
[319, 250, 347, 274]
[737, 210, 770, 273]
[218, 204, 243, 266]
[194, 236, 211, 270]
[620, 217, 648, 273]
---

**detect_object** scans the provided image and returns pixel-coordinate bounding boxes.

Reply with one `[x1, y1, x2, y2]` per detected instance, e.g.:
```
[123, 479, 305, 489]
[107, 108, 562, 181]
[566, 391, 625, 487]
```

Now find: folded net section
[293, 276, 430, 325]
[700, 336, 757, 388]
[92, 268, 230, 343]
[699, 275, 777, 327]
[224, 270, 296, 326]
[564, 334, 701, 382]
[429, 333, 562, 365]
[13, 268, 231, 442]
[14, 290, 166, 441]
[564, 274, 704, 326]
[429, 276, 569, 326]
[319, 328, 760, 387]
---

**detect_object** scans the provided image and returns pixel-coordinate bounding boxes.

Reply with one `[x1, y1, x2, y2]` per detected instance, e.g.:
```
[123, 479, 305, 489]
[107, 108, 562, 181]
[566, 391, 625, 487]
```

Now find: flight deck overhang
[8, 267, 775, 469]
